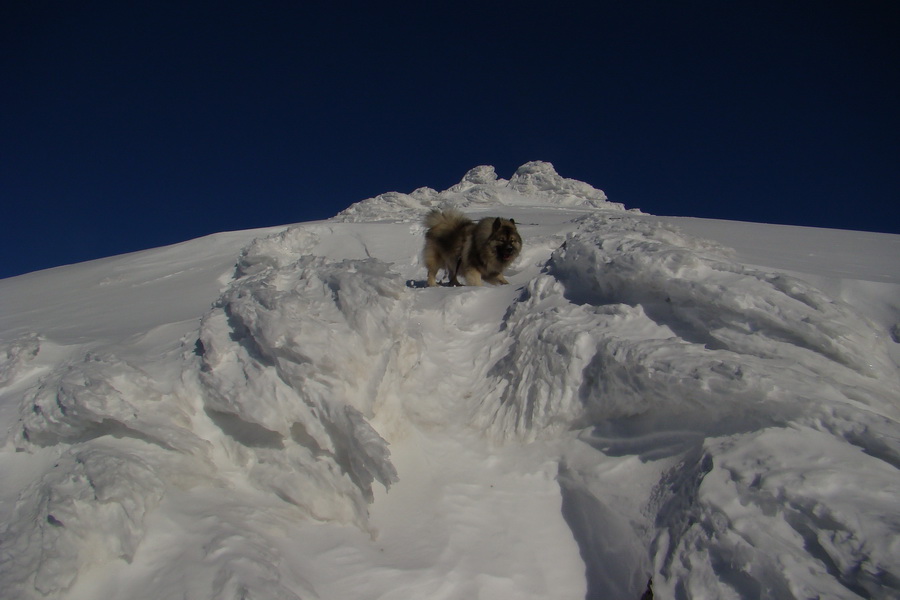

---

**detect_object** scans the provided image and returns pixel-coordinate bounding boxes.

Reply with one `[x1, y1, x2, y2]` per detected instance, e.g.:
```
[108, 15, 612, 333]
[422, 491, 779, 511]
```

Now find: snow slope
[1, 162, 898, 599]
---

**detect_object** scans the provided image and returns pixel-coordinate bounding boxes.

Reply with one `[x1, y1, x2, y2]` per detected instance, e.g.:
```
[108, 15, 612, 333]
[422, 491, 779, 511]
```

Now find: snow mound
[197, 238, 409, 523]
[477, 212, 899, 598]
[335, 161, 626, 222]
[475, 213, 899, 438]
[5, 351, 212, 597]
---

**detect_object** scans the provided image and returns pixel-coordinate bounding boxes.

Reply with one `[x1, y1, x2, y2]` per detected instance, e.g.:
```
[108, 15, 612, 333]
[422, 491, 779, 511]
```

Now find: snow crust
[1, 162, 899, 599]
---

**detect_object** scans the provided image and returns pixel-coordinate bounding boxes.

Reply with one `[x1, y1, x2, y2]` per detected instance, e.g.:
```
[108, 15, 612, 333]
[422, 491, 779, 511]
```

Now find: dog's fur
[423, 208, 522, 286]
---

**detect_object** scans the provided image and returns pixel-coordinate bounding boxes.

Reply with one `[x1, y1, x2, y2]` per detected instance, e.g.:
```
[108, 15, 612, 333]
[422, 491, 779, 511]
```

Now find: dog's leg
[427, 269, 439, 287]
[463, 268, 483, 286]
[446, 257, 463, 286]
[426, 259, 439, 286]
[448, 264, 462, 286]
[424, 248, 440, 287]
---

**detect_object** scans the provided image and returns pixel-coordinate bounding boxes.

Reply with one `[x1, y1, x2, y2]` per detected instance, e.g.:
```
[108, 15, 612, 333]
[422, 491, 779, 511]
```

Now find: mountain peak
[459, 164, 500, 186]
[507, 161, 609, 204]
[336, 162, 625, 222]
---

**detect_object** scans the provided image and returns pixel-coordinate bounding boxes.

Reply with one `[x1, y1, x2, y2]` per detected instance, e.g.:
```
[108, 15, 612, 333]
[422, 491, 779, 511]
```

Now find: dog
[423, 208, 522, 287]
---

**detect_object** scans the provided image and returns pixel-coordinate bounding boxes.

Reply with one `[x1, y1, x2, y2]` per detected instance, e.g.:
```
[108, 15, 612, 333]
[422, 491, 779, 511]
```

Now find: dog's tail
[424, 208, 471, 230]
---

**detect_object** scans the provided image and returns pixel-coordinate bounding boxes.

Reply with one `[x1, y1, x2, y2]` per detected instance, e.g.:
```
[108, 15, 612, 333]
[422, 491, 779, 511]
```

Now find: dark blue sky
[3, 1, 898, 279]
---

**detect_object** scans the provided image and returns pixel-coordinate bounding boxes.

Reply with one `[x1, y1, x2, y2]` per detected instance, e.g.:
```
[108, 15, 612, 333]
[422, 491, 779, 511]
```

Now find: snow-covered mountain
[1, 162, 898, 600]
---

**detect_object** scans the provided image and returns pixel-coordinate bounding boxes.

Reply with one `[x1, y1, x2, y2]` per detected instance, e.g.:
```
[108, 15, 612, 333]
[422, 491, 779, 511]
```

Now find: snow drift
[1, 161, 898, 599]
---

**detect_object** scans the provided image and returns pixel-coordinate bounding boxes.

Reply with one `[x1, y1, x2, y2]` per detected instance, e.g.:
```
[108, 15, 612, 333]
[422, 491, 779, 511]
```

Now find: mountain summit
[336, 161, 625, 222]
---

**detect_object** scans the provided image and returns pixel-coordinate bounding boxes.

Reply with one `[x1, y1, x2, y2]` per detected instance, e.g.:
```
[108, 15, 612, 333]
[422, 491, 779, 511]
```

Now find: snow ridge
[196, 250, 406, 523]
[1, 162, 899, 599]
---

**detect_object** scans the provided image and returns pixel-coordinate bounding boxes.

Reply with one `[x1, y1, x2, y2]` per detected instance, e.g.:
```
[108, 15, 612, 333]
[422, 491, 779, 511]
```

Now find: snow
[1, 161, 898, 599]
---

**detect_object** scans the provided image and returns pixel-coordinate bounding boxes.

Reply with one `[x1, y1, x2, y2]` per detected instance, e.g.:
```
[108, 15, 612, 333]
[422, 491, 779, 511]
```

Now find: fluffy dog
[423, 208, 522, 286]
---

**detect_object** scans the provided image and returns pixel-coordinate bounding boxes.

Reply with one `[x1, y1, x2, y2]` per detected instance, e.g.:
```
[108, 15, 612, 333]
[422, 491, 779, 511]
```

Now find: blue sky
[2, 1, 898, 279]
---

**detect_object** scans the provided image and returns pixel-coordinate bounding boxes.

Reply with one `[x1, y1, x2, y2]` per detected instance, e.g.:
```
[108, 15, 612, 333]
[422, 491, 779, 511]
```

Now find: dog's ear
[509, 218, 515, 225]
[492, 217, 501, 232]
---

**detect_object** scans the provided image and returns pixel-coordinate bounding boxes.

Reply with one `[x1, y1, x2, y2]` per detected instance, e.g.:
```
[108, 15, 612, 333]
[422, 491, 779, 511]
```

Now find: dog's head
[490, 217, 522, 264]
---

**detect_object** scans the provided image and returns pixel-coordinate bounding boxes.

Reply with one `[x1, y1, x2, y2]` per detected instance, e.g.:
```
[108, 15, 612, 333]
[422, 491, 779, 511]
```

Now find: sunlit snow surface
[2, 162, 899, 599]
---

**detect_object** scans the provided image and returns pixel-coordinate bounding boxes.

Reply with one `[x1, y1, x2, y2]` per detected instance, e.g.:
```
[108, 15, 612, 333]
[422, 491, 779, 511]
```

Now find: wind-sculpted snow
[18, 354, 205, 453]
[1, 162, 899, 599]
[2, 438, 207, 598]
[478, 213, 898, 436]
[469, 212, 900, 597]
[0, 333, 41, 387]
[3, 349, 212, 599]
[196, 239, 405, 524]
[335, 161, 626, 222]
[555, 214, 897, 380]
[1, 228, 411, 598]
[653, 427, 900, 598]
